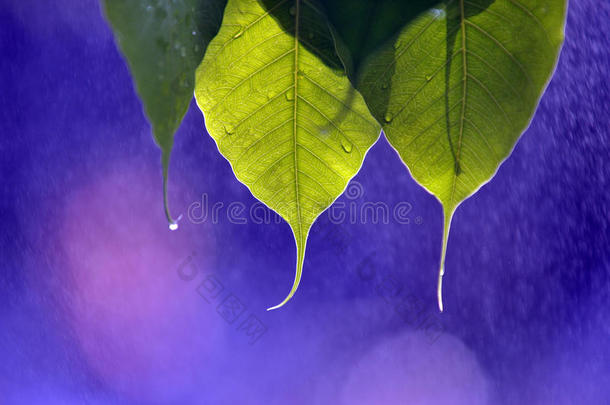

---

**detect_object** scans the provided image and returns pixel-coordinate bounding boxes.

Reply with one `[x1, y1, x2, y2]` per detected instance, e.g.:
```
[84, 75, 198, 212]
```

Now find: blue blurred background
[1, 0, 609, 404]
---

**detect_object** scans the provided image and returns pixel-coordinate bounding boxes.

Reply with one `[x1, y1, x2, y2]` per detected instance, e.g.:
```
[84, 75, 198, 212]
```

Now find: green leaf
[357, 0, 566, 310]
[194, 0, 381, 309]
[103, 0, 226, 225]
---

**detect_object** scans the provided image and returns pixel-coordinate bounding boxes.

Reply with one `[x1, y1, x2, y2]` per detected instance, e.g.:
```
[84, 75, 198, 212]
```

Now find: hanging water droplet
[381, 82, 389, 89]
[425, 74, 433, 81]
[267, 89, 276, 99]
[169, 222, 179, 231]
[285, 89, 294, 101]
[289, 5, 296, 16]
[385, 113, 393, 123]
[146, 5, 153, 12]
[224, 124, 235, 135]
[180, 47, 186, 57]
[431, 8, 446, 19]
[340, 138, 353, 153]
[233, 27, 244, 39]
[192, 30, 197, 36]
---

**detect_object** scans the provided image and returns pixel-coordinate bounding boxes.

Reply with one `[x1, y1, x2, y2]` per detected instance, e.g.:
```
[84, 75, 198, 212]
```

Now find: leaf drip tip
[437, 264, 445, 312]
[162, 149, 180, 231]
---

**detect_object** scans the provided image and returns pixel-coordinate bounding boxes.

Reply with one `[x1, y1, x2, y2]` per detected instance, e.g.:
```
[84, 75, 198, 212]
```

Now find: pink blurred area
[58, 164, 219, 402]
[340, 331, 490, 405]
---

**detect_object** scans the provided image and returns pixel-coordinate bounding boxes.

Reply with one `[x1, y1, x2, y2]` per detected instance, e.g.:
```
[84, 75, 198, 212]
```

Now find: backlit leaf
[195, 0, 381, 309]
[357, 0, 566, 310]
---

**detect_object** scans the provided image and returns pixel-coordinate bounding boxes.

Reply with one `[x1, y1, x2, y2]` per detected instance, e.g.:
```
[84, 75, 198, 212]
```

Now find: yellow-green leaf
[195, 0, 381, 309]
[358, 0, 566, 310]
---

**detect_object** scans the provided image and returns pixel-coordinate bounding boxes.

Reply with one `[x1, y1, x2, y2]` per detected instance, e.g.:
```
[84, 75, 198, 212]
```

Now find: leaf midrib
[293, 0, 303, 244]
[450, 0, 468, 208]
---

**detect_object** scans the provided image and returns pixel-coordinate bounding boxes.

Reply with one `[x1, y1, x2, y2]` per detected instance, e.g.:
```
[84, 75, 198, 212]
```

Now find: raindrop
[431, 8, 446, 19]
[192, 31, 197, 36]
[180, 47, 186, 57]
[267, 89, 276, 99]
[224, 124, 235, 135]
[384, 113, 393, 123]
[233, 27, 244, 39]
[285, 90, 294, 101]
[169, 222, 179, 231]
[340, 138, 353, 153]
[425, 74, 433, 81]
[381, 82, 389, 89]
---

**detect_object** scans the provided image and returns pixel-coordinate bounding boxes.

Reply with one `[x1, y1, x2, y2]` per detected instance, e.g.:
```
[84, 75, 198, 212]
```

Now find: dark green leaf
[103, 0, 226, 225]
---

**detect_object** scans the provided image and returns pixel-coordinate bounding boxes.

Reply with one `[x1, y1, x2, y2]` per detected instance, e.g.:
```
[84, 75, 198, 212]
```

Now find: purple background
[1, 0, 609, 404]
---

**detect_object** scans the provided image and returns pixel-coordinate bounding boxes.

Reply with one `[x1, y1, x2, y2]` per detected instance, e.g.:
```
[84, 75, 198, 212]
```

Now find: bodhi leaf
[103, 0, 226, 226]
[357, 0, 566, 310]
[194, 0, 381, 309]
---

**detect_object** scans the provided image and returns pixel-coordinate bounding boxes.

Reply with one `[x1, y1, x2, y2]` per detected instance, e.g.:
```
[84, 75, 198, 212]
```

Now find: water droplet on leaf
[169, 222, 179, 231]
[233, 27, 244, 39]
[385, 113, 393, 123]
[340, 138, 353, 153]
[224, 124, 235, 135]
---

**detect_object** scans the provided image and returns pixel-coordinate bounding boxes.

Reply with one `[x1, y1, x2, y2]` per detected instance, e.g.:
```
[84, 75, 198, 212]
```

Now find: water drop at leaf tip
[168, 214, 183, 231]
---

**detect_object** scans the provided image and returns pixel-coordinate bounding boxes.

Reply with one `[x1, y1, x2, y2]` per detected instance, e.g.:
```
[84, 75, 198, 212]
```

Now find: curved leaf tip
[161, 150, 181, 231]
[267, 232, 306, 311]
[437, 207, 455, 312]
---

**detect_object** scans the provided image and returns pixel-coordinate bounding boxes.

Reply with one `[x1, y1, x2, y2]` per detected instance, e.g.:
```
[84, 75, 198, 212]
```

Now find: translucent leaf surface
[195, 0, 381, 309]
[358, 0, 566, 310]
[103, 0, 226, 224]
